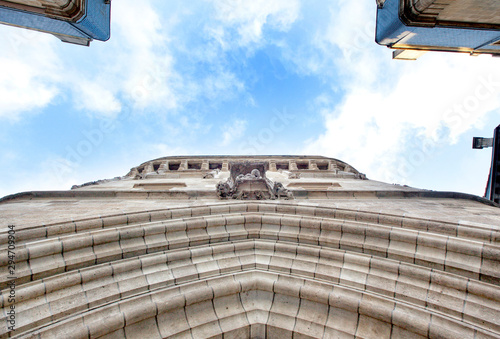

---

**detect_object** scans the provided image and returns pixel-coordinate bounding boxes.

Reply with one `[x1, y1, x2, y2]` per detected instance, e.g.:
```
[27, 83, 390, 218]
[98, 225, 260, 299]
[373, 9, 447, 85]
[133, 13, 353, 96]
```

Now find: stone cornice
[126, 155, 365, 180]
[1, 189, 498, 207]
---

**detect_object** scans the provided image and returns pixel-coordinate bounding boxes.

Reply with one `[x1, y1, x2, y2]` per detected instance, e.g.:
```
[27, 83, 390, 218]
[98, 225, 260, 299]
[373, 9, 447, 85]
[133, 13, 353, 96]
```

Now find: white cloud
[74, 80, 121, 117]
[212, 0, 300, 47]
[113, 0, 164, 51]
[221, 119, 248, 146]
[110, 0, 181, 110]
[0, 156, 80, 198]
[0, 26, 61, 119]
[109, 0, 245, 113]
[202, 71, 245, 101]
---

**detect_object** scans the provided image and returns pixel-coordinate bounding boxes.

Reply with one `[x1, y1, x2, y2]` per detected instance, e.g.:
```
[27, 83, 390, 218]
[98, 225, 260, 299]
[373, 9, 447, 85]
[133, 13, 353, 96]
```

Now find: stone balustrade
[127, 156, 364, 179]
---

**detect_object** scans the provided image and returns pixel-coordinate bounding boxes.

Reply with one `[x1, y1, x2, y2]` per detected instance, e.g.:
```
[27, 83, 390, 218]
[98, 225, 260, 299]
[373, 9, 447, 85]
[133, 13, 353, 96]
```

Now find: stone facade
[1, 155, 500, 338]
[0, 0, 111, 45]
[400, 0, 500, 29]
[0, 0, 86, 21]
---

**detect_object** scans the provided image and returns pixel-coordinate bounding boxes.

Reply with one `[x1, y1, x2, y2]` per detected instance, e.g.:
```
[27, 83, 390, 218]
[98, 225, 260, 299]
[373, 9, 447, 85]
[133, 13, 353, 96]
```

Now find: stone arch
[2, 202, 499, 338]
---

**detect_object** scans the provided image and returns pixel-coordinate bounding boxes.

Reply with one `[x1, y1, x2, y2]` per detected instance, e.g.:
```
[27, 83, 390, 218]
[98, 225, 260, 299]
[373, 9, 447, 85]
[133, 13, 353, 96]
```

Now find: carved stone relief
[216, 161, 293, 200]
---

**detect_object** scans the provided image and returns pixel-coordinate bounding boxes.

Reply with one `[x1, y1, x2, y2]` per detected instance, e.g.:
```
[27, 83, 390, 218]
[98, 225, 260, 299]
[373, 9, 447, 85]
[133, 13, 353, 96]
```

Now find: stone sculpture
[274, 182, 294, 200]
[217, 161, 293, 200]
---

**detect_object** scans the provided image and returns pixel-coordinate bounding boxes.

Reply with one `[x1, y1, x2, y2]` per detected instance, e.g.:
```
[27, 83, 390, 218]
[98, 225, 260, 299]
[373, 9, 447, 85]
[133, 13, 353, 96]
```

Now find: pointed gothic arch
[2, 201, 499, 338]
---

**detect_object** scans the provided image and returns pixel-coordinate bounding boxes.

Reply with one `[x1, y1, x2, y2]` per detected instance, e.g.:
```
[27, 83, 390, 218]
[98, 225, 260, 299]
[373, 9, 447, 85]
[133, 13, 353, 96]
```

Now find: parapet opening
[210, 162, 222, 170]
[188, 162, 202, 170]
[137, 166, 145, 174]
[276, 162, 289, 170]
[169, 162, 181, 171]
[317, 162, 329, 170]
[296, 161, 308, 170]
[153, 163, 161, 172]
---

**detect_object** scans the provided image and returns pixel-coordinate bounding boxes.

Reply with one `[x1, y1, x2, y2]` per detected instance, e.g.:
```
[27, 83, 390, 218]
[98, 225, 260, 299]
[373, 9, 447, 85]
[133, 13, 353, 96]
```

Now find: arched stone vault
[1, 201, 500, 338]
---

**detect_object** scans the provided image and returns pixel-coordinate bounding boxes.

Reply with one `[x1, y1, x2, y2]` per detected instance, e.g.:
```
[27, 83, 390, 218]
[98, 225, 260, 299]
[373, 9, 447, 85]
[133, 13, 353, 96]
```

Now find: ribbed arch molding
[1, 202, 499, 338]
[19, 270, 498, 339]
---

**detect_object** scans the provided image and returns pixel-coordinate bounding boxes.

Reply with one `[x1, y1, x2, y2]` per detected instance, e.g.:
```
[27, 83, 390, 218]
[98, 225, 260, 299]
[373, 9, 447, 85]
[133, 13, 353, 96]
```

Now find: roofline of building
[134, 155, 359, 171]
[141, 155, 342, 163]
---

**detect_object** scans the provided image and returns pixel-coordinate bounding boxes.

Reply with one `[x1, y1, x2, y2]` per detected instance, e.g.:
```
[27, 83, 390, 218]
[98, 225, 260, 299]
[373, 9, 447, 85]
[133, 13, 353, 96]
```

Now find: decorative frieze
[217, 162, 293, 200]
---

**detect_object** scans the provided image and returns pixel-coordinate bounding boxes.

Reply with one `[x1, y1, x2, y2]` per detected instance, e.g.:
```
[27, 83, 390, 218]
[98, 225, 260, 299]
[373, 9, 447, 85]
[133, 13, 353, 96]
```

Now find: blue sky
[0, 0, 499, 198]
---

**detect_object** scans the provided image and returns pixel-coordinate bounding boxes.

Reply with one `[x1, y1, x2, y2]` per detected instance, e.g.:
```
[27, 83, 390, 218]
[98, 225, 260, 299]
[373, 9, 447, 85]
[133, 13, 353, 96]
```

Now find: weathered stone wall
[1, 201, 499, 338]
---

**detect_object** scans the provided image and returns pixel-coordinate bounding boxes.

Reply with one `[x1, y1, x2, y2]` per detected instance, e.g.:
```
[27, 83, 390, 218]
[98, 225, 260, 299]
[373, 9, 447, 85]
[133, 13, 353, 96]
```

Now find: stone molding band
[1, 190, 498, 207]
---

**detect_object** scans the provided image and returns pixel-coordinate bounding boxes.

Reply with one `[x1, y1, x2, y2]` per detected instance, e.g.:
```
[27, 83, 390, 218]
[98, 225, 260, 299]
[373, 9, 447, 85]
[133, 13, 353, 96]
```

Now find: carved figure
[234, 191, 249, 200]
[274, 182, 294, 200]
[250, 169, 261, 178]
[235, 169, 261, 184]
[216, 181, 232, 199]
[235, 174, 245, 184]
[254, 191, 264, 200]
